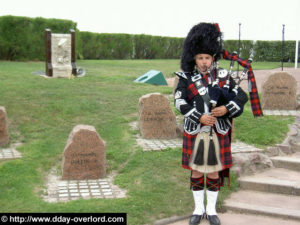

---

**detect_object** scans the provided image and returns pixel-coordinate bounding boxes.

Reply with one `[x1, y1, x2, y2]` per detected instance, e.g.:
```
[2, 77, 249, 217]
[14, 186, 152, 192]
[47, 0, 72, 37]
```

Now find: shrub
[0, 15, 80, 61]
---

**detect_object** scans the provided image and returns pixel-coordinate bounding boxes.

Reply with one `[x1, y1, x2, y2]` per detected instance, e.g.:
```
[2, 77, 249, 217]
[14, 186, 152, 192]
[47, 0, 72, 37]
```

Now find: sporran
[189, 126, 222, 173]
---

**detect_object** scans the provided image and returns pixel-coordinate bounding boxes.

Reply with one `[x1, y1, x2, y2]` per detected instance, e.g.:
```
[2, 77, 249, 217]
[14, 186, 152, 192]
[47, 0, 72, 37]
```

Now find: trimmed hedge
[253, 40, 297, 62]
[223, 40, 299, 62]
[223, 40, 254, 59]
[133, 34, 182, 59]
[0, 15, 80, 61]
[80, 32, 183, 59]
[80, 32, 134, 59]
[0, 15, 299, 62]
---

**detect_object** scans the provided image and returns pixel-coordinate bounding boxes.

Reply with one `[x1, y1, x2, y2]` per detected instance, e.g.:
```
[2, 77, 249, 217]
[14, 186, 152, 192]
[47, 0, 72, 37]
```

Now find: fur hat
[181, 23, 222, 72]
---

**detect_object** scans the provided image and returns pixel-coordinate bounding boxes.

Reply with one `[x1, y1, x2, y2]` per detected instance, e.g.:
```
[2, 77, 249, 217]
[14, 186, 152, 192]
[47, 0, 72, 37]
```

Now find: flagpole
[281, 24, 285, 71]
[237, 23, 241, 75]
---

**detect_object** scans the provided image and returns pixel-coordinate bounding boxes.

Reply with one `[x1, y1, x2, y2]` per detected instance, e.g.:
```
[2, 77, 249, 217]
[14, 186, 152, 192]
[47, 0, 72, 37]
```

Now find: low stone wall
[232, 114, 300, 176]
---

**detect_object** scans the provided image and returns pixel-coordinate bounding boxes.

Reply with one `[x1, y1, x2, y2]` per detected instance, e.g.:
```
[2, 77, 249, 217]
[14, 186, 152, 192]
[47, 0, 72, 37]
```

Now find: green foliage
[0, 15, 299, 62]
[80, 32, 134, 59]
[0, 15, 183, 61]
[133, 34, 182, 59]
[253, 40, 298, 62]
[0, 15, 81, 61]
[223, 40, 254, 59]
[223, 40, 299, 62]
[80, 33, 183, 59]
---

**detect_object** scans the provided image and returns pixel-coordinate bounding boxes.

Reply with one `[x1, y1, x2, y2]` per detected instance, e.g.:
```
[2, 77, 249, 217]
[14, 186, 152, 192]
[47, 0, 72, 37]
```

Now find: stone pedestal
[138, 93, 177, 139]
[62, 125, 106, 180]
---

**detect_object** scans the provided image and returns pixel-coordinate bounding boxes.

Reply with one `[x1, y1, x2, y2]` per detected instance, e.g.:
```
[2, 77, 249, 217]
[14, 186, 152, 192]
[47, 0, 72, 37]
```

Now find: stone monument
[138, 93, 177, 139]
[0, 106, 9, 146]
[261, 72, 297, 110]
[45, 29, 77, 78]
[62, 125, 106, 180]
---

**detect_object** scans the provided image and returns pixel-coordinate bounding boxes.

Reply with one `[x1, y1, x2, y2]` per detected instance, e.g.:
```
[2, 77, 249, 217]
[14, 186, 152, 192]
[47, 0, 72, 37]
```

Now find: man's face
[195, 54, 213, 74]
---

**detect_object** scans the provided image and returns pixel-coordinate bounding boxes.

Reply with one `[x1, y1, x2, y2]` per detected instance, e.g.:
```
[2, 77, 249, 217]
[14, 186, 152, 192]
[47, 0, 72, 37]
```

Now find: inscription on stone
[262, 72, 297, 110]
[62, 125, 106, 180]
[51, 34, 72, 78]
[138, 93, 177, 139]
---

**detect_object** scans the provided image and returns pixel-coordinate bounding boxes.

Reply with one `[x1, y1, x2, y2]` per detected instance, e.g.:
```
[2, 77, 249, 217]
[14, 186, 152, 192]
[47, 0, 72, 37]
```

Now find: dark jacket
[174, 68, 248, 135]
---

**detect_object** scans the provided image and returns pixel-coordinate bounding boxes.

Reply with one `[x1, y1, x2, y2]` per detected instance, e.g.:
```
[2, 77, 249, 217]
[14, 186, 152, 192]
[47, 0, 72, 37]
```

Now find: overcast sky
[1, 0, 299, 41]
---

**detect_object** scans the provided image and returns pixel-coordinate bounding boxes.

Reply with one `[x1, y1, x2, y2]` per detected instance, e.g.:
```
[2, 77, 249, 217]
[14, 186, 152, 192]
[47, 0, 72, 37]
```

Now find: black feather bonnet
[181, 23, 223, 72]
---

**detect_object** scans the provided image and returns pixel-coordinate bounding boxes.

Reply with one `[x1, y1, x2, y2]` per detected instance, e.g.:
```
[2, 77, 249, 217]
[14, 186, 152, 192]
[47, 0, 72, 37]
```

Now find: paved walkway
[0, 143, 22, 161]
[42, 168, 127, 203]
[162, 212, 300, 225]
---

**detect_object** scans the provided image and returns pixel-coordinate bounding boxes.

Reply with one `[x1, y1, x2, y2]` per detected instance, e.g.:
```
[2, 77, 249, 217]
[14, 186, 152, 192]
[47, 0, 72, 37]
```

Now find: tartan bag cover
[223, 50, 263, 117]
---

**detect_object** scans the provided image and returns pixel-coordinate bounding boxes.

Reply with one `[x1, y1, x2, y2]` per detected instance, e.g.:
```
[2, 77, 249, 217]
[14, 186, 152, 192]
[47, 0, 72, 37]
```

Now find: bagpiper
[174, 22, 263, 225]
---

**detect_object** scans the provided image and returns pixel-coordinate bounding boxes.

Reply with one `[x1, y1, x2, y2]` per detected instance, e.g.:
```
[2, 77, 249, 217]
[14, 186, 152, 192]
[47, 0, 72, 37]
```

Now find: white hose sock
[206, 190, 219, 215]
[192, 190, 205, 215]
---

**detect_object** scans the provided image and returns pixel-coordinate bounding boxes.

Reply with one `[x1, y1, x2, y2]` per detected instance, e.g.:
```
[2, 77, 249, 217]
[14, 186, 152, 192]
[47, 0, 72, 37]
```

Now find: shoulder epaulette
[174, 71, 188, 79]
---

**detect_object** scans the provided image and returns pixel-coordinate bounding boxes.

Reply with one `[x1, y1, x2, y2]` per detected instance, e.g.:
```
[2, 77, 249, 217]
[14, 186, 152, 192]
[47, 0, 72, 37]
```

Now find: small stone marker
[261, 72, 297, 110]
[62, 125, 106, 180]
[138, 93, 177, 139]
[0, 106, 9, 146]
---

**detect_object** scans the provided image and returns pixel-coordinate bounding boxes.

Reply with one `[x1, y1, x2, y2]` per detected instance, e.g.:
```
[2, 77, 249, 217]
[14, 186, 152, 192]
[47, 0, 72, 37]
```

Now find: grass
[226, 61, 299, 70]
[250, 61, 298, 70]
[234, 101, 294, 149]
[0, 59, 294, 224]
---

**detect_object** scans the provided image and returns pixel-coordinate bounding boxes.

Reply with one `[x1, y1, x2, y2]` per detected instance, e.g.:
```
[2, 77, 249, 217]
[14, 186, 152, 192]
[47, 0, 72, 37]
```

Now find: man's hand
[211, 106, 228, 117]
[200, 114, 216, 126]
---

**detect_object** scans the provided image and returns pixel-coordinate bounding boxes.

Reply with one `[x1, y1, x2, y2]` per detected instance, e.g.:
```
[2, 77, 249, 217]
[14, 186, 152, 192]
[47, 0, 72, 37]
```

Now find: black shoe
[189, 214, 204, 225]
[206, 215, 221, 225]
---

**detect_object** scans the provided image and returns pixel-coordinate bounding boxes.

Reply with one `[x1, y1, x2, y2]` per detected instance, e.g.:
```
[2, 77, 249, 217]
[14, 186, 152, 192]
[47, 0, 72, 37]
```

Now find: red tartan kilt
[182, 129, 233, 171]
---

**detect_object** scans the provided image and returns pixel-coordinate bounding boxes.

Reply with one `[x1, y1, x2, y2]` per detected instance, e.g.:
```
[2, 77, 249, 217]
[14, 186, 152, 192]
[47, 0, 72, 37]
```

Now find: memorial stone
[45, 29, 76, 78]
[262, 72, 297, 110]
[0, 106, 9, 146]
[138, 93, 177, 139]
[62, 125, 106, 180]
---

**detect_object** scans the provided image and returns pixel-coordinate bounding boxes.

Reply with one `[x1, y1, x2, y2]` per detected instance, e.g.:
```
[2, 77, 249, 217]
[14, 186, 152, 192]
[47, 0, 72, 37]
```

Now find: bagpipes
[209, 51, 255, 110]
[221, 50, 263, 117]
[189, 50, 263, 173]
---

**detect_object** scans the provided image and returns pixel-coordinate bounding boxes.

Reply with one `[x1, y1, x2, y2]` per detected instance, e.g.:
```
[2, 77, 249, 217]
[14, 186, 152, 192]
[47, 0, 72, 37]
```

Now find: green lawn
[227, 61, 299, 71]
[0, 59, 294, 224]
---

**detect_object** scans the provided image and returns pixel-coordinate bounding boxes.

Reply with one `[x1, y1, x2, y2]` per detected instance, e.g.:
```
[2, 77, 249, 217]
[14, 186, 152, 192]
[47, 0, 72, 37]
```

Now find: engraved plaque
[138, 93, 177, 139]
[62, 125, 106, 180]
[262, 72, 297, 110]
